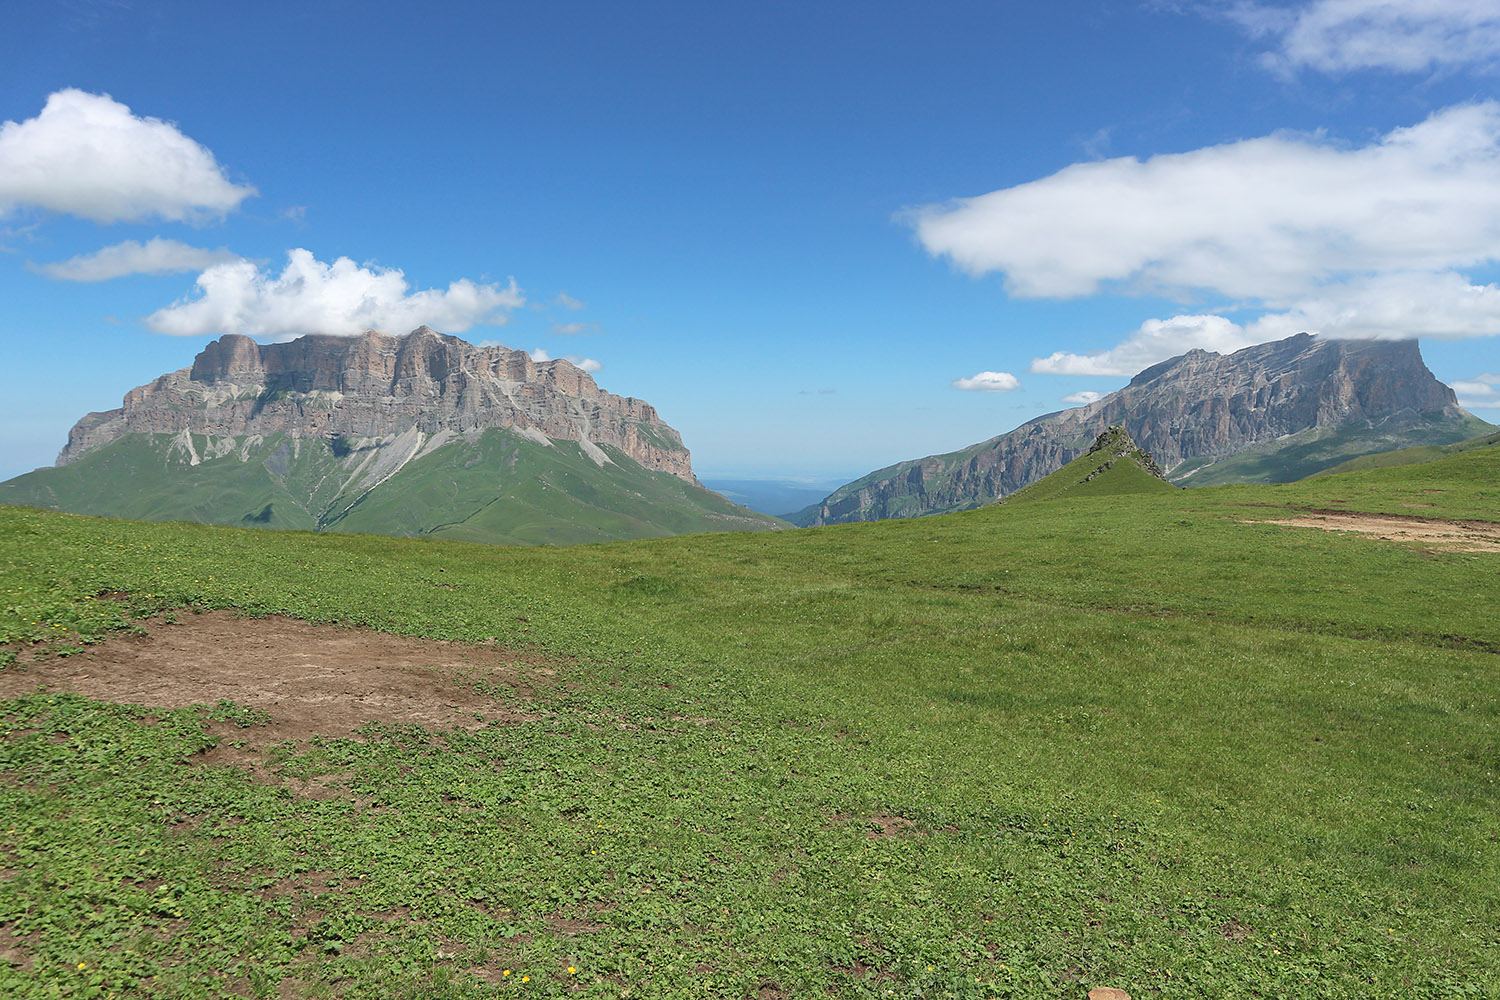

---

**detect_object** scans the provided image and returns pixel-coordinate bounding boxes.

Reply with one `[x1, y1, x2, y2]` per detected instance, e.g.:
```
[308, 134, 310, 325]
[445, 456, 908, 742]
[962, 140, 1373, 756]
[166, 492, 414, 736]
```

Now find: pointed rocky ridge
[1000, 425, 1175, 504]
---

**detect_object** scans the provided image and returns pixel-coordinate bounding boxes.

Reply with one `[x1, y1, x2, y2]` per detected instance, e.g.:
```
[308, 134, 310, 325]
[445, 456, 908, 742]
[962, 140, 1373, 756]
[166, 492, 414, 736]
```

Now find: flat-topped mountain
[804, 333, 1490, 526]
[6, 328, 783, 545]
[61, 326, 694, 481]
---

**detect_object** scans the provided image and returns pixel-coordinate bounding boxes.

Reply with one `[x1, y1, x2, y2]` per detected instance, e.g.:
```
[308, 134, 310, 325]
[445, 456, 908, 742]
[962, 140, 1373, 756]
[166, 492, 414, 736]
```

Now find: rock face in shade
[806, 333, 1490, 526]
[59, 326, 695, 482]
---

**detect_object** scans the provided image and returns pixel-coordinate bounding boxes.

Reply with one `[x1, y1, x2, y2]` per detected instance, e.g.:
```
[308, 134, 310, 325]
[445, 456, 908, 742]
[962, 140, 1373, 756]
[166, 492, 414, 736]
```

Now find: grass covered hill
[1307, 428, 1500, 479]
[1000, 425, 1177, 505]
[0, 428, 785, 546]
[1, 442, 1498, 998]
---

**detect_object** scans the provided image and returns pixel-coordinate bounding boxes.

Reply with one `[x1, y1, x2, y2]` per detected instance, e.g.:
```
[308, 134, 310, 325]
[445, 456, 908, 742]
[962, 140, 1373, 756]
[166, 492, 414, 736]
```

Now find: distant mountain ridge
[805, 334, 1490, 526]
[6, 328, 784, 544]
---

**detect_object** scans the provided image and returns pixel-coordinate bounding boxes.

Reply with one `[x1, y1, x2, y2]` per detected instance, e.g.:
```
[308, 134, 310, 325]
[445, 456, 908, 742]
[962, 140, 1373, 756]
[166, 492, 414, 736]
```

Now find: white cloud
[1228, 0, 1500, 75]
[1032, 314, 1258, 375]
[0, 89, 255, 224]
[1245, 271, 1500, 341]
[552, 292, 585, 310]
[952, 371, 1021, 392]
[528, 347, 602, 373]
[551, 320, 603, 335]
[37, 237, 240, 281]
[909, 102, 1500, 301]
[1033, 270, 1500, 377]
[1452, 372, 1500, 408]
[1062, 390, 1103, 405]
[145, 248, 523, 340]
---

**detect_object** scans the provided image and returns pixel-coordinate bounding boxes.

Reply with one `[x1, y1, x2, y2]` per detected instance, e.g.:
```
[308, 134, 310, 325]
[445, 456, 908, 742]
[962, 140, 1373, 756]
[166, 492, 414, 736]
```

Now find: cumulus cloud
[1245, 270, 1500, 341]
[36, 237, 240, 281]
[1034, 270, 1500, 377]
[909, 102, 1500, 301]
[0, 89, 255, 224]
[952, 371, 1021, 392]
[1451, 372, 1500, 408]
[146, 249, 523, 340]
[1062, 390, 1103, 405]
[528, 347, 602, 372]
[1227, 0, 1500, 75]
[1032, 314, 1258, 375]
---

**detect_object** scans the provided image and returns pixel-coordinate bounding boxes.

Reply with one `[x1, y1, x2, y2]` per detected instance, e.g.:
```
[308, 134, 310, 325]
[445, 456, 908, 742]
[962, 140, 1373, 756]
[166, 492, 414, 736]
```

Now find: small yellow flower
[567, 966, 576, 974]
[78, 962, 87, 970]
[502, 970, 510, 977]
[521, 975, 530, 983]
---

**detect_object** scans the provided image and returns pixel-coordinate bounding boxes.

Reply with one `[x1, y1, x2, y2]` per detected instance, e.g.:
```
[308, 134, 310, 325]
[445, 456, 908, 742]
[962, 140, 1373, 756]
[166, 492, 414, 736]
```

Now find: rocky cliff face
[59, 327, 697, 483]
[812, 334, 1479, 525]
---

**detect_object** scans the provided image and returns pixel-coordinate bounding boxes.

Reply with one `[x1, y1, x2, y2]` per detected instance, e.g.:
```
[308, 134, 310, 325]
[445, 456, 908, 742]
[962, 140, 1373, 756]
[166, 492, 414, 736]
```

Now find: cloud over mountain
[0, 89, 255, 224]
[146, 249, 523, 341]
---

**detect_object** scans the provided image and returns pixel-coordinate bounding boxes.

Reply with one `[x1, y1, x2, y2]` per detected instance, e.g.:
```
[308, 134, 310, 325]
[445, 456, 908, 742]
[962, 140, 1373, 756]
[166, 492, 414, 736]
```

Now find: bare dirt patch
[0, 610, 556, 744]
[864, 814, 918, 839]
[1245, 510, 1500, 552]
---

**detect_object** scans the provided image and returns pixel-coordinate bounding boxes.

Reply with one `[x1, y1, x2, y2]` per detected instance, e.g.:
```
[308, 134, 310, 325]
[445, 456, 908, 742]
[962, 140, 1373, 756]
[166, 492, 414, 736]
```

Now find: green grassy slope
[1, 451, 1498, 997]
[332, 433, 784, 545]
[0, 429, 784, 545]
[1307, 428, 1500, 478]
[1212, 437, 1500, 522]
[1171, 410, 1495, 487]
[0, 434, 325, 530]
[1002, 432, 1177, 505]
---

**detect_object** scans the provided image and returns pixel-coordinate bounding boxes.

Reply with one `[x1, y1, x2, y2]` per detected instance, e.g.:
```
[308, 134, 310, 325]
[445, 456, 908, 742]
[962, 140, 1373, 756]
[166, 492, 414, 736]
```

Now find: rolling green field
[1, 445, 1498, 998]
[0, 428, 785, 546]
[1309, 430, 1500, 479]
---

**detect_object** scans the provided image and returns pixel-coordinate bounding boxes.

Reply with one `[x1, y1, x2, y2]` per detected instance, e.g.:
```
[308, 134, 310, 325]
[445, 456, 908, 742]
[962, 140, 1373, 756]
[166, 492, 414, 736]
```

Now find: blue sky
[3, 0, 1499, 484]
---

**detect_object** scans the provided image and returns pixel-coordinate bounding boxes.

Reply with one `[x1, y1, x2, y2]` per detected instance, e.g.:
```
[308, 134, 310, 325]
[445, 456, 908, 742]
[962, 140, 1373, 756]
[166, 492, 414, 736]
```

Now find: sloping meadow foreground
[0, 449, 1497, 999]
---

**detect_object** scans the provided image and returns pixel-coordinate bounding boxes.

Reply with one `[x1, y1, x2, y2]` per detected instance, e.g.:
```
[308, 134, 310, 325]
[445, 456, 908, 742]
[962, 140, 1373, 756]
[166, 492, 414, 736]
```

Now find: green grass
[1, 446, 1498, 997]
[1212, 439, 1500, 523]
[0, 429, 783, 546]
[1170, 411, 1494, 487]
[1001, 436, 1176, 505]
[1308, 429, 1500, 478]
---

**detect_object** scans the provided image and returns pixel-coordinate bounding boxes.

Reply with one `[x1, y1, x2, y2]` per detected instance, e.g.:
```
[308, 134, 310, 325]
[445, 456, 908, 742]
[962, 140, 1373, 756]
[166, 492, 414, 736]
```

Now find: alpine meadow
[5, 3, 1500, 999]
[2, 436, 1498, 998]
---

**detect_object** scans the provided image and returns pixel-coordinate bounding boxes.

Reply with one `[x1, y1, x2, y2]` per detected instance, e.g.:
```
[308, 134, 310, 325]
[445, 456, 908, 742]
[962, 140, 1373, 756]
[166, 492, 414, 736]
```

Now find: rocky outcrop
[811, 334, 1479, 525]
[59, 327, 697, 483]
[1077, 425, 1168, 485]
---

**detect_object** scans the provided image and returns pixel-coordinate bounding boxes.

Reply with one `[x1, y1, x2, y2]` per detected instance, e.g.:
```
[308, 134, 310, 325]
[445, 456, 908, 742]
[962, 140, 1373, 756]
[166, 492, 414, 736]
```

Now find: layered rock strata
[59, 326, 696, 482]
[812, 334, 1475, 525]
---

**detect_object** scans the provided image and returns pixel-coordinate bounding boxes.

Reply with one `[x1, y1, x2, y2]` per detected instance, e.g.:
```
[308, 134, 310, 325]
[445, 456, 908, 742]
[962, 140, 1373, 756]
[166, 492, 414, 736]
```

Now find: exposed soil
[0, 610, 556, 745]
[1245, 509, 1500, 552]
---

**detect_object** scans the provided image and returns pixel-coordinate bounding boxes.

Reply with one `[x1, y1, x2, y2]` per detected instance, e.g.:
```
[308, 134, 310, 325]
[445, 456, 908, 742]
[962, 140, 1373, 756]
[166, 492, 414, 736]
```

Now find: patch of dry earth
[0, 610, 555, 744]
[1245, 510, 1500, 552]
